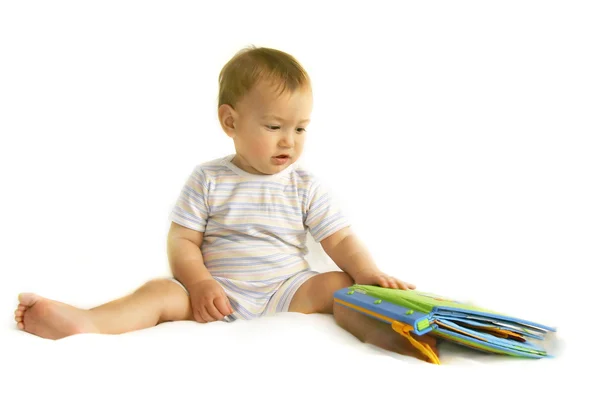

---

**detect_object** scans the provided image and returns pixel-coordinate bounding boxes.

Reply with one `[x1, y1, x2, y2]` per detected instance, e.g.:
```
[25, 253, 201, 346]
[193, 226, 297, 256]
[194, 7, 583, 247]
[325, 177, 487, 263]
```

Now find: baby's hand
[354, 270, 416, 290]
[187, 278, 233, 323]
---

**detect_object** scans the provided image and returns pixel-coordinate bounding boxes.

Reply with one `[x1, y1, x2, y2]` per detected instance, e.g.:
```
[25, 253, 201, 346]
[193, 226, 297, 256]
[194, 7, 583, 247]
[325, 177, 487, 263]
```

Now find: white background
[1, 1, 598, 398]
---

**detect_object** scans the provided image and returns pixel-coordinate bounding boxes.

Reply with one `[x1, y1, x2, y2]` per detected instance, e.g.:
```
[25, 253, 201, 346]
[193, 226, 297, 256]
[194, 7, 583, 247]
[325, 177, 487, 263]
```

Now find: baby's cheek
[253, 139, 274, 157]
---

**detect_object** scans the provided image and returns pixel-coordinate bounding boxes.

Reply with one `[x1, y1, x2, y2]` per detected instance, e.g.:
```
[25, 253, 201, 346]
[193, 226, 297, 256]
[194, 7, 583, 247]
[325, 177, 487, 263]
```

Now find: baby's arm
[321, 227, 379, 280]
[167, 222, 233, 321]
[167, 221, 211, 286]
[321, 227, 415, 290]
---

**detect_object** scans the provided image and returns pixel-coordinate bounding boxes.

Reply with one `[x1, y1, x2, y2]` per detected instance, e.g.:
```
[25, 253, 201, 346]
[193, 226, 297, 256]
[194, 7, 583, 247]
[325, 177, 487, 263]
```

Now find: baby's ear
[218, 104, 237, 138]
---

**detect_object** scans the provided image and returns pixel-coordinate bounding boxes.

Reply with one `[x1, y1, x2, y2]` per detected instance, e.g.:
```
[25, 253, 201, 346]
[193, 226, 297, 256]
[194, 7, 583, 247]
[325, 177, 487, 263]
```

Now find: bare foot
[14, 293, 99, 339]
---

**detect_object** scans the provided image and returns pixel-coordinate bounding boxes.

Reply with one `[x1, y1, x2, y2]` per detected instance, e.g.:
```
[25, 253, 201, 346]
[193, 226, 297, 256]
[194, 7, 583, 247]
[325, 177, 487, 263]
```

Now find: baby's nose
[279, 133, 294, 147]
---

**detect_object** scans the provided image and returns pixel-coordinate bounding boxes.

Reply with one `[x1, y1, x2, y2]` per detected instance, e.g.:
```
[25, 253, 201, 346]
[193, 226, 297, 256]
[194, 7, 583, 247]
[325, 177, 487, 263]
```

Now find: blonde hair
[218, 46, 311, 108]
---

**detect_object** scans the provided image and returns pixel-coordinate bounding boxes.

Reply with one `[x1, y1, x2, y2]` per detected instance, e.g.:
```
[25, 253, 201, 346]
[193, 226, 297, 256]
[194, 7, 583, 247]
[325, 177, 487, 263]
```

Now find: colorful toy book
[333, 285, 556, 365]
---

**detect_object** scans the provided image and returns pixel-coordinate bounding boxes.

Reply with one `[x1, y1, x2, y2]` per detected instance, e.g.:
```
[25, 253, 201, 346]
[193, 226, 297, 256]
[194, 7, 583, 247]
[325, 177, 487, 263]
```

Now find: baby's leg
[14, 279, 193, 340]
[289, 272, 438, 362]
[332, 301, 438, 362]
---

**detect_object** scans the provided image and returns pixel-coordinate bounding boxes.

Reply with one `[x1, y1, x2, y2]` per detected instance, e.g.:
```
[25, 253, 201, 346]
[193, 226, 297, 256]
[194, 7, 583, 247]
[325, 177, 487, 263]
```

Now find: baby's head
[217, 46, 313, 175]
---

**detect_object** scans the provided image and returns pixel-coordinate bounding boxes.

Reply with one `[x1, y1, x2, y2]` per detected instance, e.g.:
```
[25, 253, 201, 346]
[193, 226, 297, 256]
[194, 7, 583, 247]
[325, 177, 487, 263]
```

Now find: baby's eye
[296, 128, 306, 134]
[266, 125, 280, 130]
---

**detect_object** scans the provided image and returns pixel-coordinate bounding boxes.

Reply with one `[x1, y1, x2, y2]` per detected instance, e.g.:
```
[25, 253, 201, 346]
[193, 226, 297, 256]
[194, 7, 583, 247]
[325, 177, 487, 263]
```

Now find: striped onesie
[169, 154, 350, 321]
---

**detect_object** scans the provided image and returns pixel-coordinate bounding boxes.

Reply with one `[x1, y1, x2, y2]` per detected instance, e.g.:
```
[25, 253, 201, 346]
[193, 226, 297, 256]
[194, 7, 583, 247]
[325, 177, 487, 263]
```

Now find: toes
[18, 304, 26, 311]
[17, 322, 24, 330]
[14, 309, 24, 317]
[18, 293, 39, 307]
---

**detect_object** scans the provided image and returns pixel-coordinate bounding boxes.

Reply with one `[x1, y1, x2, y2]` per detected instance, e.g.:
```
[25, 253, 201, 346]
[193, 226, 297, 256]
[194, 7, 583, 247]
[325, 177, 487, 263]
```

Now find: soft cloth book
[333, 285, 556, 365]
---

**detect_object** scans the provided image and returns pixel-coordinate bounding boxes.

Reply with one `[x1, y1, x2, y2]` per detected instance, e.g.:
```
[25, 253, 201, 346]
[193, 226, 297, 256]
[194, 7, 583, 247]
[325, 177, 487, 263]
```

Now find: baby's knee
[135, 278, 193, 323]
[327, 271, 354, 289]
[315, 271, 354, 313]
[139, 278, 185, 296]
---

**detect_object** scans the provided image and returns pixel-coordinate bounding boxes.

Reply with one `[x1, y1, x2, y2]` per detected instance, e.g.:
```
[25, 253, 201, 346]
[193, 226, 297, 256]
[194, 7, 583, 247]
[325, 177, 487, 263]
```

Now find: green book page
[350, 285, 503, 315]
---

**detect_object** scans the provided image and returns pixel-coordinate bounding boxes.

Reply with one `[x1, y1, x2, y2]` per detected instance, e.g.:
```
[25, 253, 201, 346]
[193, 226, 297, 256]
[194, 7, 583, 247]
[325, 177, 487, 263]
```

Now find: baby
[14, 46, 437, 361]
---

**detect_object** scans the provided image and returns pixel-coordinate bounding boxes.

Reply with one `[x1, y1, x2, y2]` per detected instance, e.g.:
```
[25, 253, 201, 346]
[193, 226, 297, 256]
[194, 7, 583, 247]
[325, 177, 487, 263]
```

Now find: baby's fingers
[198, 305, 215, 323]
[214, 296, 233, 316]
[193, 308, 206, 324]
[386, 277, 400, 289]
[376, 275, 392, 288]
[205, 302, 225, 321]
[390, 277, 415, 290]
[398, 279, 416, 290]
[379, 275, 401, 289]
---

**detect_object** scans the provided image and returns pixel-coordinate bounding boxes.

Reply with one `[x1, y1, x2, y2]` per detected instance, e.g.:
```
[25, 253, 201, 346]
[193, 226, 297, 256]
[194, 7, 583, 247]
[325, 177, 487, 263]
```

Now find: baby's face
[228, 80, 313, 175]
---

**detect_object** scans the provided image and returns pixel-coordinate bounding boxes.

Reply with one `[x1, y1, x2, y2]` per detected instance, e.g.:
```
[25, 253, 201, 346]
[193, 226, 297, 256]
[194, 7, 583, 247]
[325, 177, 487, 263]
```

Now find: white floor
[0, 240, 583, 399]
[0, 308, 580, 399]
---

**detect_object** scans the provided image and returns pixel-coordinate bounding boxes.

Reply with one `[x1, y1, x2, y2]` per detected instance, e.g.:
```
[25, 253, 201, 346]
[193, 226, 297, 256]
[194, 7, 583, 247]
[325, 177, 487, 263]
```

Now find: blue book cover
[333, 285, 556, 363]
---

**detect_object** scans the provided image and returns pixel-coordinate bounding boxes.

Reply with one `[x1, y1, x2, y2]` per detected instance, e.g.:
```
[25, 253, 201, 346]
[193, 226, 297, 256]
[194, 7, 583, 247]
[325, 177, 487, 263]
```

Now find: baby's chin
[247, 156, 294, 175]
